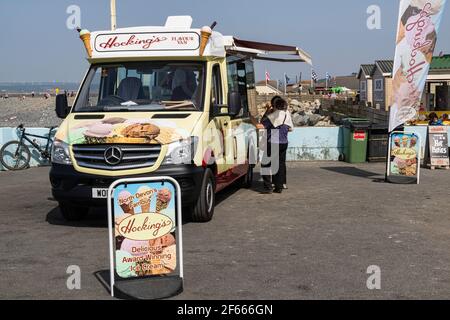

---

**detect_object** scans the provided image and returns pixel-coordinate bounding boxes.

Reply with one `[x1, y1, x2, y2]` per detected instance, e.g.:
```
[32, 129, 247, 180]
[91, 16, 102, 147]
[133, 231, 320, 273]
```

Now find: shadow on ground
[321, 166, 386, 182]
[46, 206, 108, 228]
[215, 184, 242, 206]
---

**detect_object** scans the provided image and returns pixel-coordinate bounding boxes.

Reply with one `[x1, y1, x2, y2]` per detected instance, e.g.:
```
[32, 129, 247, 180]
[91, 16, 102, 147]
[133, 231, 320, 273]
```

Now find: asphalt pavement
[1, 162, 450, 299]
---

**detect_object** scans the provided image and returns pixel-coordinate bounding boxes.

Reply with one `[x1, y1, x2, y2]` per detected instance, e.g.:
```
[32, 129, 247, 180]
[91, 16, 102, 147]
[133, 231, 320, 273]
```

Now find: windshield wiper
[103, 104, 166, 112]
[161, 100, 197, 110]
[101, 101, 196, 112]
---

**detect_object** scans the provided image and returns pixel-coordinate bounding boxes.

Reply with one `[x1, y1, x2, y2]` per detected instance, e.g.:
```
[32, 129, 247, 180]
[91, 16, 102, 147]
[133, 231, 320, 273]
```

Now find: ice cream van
[50, 16, 311, 222]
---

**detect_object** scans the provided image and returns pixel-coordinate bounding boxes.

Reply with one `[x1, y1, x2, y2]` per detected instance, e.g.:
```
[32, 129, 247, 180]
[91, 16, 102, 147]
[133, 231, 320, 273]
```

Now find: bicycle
[0, 124, 57, 171]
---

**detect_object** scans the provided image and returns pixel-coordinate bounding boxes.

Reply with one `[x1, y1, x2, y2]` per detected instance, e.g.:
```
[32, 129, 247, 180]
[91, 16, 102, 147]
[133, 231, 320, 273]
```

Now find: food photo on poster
[108, 178, 183, 299]
[389, 132, 420, 177]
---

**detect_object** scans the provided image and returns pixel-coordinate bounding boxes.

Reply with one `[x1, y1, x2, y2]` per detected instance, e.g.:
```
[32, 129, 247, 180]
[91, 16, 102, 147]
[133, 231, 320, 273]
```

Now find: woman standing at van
[258, 96, 293, 193]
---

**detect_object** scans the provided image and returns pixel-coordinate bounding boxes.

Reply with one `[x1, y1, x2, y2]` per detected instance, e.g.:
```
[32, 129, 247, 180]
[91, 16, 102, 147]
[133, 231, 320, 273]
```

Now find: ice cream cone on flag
[199, 26, 212, 56]
[78, 29, 92, 58]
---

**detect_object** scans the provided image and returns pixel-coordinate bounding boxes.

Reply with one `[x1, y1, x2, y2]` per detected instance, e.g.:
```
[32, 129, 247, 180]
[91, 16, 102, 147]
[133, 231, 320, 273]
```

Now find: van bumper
[49, 163, 204, 208]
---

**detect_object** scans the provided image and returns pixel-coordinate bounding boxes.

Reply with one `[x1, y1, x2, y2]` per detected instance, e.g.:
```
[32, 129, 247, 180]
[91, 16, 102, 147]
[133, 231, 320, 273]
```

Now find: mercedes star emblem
[104, 146, 123, 165]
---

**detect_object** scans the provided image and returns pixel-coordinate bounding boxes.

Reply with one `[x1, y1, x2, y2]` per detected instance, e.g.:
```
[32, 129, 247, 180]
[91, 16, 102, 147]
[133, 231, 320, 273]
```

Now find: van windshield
[74, 61, 204, 112]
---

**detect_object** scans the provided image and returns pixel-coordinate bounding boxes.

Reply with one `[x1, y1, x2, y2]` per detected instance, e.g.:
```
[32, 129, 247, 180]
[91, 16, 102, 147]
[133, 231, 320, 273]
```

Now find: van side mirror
[228, 92, 242, 117]
[55, 94, 70, 119]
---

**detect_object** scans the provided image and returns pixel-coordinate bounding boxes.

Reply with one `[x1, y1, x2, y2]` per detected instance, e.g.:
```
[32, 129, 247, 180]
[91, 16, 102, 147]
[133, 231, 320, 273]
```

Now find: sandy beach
[0, 96, 75, 128]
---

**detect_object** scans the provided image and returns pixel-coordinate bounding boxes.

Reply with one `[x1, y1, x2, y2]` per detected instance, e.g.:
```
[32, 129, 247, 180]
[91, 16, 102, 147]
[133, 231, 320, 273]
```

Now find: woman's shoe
[283, 184, 288, 189]
[260, 188, 273, 194]
[273, 188, 283, 193]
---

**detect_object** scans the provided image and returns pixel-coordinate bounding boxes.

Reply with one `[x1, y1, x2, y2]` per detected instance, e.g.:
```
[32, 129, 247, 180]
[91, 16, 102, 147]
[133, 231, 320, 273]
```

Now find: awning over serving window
[227, 38, 312, 65]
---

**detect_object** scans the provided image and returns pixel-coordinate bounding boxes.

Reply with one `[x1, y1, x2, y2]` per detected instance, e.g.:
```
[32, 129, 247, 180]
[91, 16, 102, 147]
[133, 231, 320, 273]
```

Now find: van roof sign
[94, 32, 200, 53]
[82, 16, 311, 64]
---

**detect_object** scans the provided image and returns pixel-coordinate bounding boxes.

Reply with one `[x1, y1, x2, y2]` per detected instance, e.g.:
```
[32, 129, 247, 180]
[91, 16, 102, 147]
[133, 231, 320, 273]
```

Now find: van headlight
[51, 139, 72, 165]
[162, 137, 198, 165]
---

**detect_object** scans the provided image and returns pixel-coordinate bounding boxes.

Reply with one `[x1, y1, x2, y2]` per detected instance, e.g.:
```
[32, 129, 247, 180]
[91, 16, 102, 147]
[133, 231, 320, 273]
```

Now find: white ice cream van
[50, 16, 311, 222]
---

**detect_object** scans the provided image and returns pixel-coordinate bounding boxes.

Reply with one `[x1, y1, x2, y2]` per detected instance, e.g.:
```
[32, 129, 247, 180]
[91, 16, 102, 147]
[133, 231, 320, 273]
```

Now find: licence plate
[92, 188, 108, 199]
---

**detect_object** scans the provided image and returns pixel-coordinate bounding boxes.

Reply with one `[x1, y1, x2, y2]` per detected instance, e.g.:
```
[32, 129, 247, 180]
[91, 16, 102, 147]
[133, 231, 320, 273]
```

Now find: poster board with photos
[427, 126, 449, 168]
[107, 177, 183, 299]
[386, 132, 421, 184]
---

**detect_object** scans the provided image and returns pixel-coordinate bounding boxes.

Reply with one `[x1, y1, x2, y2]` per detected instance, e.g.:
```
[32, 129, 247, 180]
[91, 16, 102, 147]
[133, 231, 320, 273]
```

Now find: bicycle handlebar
[16, 124, 58, 132]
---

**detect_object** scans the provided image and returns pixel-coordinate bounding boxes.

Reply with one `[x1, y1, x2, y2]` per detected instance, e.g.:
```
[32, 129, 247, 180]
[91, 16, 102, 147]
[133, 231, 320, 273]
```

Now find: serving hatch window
[74, 61, 205, 112]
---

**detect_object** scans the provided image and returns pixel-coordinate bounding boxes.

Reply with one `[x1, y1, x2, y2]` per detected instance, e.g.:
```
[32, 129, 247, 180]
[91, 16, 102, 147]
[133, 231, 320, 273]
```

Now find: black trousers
[262, 142, 288, 190]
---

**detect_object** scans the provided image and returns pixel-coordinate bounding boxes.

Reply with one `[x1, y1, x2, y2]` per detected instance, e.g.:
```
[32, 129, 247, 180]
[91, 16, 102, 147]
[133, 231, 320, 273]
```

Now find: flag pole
[265, 68, 267, 87]
[111, 0, 117, 30]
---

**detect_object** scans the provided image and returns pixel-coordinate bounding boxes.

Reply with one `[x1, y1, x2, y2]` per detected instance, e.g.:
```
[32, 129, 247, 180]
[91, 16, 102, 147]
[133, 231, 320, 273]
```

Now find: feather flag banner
[389, 0, 447, 132]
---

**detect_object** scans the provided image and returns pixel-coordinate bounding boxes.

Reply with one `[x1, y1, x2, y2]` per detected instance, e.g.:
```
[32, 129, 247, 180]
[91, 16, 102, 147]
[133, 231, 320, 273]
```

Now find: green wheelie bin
[342, 118, 371, 163]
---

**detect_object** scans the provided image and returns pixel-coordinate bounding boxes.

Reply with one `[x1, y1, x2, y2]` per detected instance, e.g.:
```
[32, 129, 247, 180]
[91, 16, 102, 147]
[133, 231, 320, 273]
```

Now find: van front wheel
[191, 168, 215, 222]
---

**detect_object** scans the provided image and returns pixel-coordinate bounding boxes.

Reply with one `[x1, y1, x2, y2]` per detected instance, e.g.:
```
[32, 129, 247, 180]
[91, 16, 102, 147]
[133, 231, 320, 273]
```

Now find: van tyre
[59, 202, 89, 221]
[191, 168, 215, 222]
[241, 145, 255, 188]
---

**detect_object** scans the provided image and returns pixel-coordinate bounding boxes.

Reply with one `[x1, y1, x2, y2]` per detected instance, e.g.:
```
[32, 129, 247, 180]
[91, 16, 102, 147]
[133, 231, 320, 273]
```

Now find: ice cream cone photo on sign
[136, 185, 155, 213]
[156, 188, 172, 212]
[118, 190, 135, 214]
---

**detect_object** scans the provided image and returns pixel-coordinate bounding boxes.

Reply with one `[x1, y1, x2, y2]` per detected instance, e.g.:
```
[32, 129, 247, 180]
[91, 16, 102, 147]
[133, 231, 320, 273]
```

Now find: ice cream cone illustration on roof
[199, 22, 216, 56]
[78, 28, 92, 58]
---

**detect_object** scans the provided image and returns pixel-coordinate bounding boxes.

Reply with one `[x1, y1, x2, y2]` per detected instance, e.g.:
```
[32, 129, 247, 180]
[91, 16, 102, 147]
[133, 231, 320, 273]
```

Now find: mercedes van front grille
[72, 144, 161, 170]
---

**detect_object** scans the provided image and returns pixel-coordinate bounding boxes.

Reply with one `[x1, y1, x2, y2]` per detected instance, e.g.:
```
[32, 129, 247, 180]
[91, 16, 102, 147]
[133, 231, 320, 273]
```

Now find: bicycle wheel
[0, 141, 31, 170]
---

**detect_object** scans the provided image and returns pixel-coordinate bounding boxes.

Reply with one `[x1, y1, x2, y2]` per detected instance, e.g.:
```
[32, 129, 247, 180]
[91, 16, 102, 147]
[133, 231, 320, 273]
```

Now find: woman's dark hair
[429, 112, 438, 120]
[428, 112, 438, 125]
[274, 98, 287, 110]
[271, 95, 282, 106]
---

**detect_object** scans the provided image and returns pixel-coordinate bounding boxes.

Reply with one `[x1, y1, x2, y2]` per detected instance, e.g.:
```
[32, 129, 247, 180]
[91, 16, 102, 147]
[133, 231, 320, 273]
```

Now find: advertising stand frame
[386, 131, 421, 184]
[107, 176, 183, 299]
[425, 126, 450, 170]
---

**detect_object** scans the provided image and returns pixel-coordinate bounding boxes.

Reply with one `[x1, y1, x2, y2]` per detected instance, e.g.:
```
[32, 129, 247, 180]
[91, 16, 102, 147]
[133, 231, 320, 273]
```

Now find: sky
[0, 0, 449, 83]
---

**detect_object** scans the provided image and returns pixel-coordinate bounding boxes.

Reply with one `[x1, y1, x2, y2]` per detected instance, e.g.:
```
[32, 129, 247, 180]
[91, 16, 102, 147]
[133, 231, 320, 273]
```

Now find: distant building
[356, 60, 393, 110]
[256, 80, 282, 95]
[425, 54, 450, 111]
[371, 60, 394, 111]
[357, 56, 450, 112]
[357, 64, 375, 106]
[316, 74, 359, 91]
